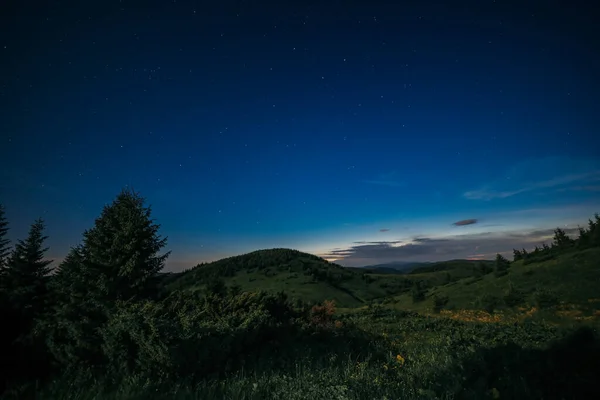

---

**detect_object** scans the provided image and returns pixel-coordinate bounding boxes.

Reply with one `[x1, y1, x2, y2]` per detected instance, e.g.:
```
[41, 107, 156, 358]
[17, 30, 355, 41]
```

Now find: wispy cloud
[364, 171, 403, 187]
[453, 219, 478, 226]
[325, 226, 583, 267]
[463, 156, 600, 200]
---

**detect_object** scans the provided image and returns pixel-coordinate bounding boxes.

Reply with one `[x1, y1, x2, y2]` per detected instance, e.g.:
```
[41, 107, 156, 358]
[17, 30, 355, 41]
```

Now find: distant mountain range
[354, 261, 433, 274]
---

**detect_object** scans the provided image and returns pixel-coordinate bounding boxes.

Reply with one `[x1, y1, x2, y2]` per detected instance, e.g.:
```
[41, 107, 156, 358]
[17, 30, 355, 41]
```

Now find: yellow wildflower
[396, 354, 405, 365]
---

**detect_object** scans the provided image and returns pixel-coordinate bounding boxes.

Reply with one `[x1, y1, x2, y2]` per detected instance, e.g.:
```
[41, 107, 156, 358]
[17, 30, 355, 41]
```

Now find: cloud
[353, 240, 403, 245]
[453, 219, 478, 226]
[325, 226, 583, 267]
[463, 156, 600, 200]
[556, 185, 600, 193]
[379, 228, 390, 232]
[363, 171, 403, 187]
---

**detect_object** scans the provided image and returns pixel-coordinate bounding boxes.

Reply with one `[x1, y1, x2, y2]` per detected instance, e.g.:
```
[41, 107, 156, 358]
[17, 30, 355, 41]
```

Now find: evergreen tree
[552, 228, 574, 251]
[521, 248, 528, 259]
[0, 205, 10, 270]
[494, 253, 510, 277]
[411, 281, 426, 303]
[512, 248, 522, 262]
[81, 188, 171, 302]
[47, 189, 170, 367]
[3, 219, 53, 312]
[0, 219, 53, 386]
[591, 214, 600, 246]
[577, 226, 589, 248]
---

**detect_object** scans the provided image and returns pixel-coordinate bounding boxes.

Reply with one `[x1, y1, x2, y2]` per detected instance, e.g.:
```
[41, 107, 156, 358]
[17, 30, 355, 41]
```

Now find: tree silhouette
[0, 205, 10, 270]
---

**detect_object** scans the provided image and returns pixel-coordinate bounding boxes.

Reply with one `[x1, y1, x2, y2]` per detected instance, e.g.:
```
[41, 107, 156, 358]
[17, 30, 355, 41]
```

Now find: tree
[0, 205, 10, 269]
[47, 188, 171, 367]
[591, 214, 600, 246]
[552, 228, 573, 251]
[0, 219, 53, 386]
[80, 188, 171, 302]
[3, 218, 53, 312]
[432, 294, 449, 313]
[411, 281, 426, 303]
[577, 226, 590, 249]
[512, 249, 522, 262]
[494, 253, 510, 277]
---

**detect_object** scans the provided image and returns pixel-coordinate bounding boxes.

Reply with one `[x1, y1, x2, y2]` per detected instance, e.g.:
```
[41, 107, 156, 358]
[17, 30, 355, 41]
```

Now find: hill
[165, 248, 423, 307]
[356, 261, 431, 274]
[387, 247, 600, 325]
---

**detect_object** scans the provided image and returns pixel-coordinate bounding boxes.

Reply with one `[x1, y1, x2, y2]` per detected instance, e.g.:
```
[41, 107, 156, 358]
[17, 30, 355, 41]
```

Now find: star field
[1, 0, 599, 270]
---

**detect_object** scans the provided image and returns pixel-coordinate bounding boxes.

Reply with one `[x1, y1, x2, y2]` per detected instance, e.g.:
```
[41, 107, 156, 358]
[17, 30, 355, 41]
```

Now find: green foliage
[0, 218, 53, 391]
[494, 253, 509, 277]
[503, 282, 525, 308]
[432, 294, 449, 313]
[1, 218, 53, 316]
[512, 248, 522, 262]
[100, 290, 306, 381]
[552, 228, 574, 251]
[411, 281, 426, 303]
[533, 288, 559, 309]
[0, 204, 10, 269]
[45, 189, 171, 369]
[477, 293, 501, 314]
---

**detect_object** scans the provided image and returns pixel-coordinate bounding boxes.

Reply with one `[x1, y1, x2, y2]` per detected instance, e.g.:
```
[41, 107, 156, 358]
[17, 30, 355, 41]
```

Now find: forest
[1, 189, 600, 399]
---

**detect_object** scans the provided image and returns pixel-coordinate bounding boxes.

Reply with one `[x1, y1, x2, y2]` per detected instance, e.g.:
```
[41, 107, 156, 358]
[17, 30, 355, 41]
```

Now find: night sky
[2, 0, 599, 271]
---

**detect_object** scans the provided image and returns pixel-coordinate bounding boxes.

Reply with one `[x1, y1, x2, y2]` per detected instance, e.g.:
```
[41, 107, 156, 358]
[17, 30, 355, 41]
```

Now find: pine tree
[552, 228, 573, 251]
[591, 214, 600, 246]
[0, 219, 53, 385]
[0, 205, 10, 269]
[576, 226, 589, 248]
[3, 219, 53, 312]
[494, 253, 510, 277]
[512, 248, 522, 262]
[411, 281, 426, 303]
[81, 188, 170, 302]
[47, 189, 170, 367]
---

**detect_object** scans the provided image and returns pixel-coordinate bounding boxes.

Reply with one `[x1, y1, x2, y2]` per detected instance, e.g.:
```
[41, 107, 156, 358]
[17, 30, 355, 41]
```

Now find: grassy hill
[387, 247, 600, 325]
[164, 246, 600, 322]
[165, 248, 404, 307]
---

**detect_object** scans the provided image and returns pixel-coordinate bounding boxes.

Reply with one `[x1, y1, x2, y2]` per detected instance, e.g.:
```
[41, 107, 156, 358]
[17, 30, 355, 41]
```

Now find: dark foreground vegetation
[1, 190, 599, 399]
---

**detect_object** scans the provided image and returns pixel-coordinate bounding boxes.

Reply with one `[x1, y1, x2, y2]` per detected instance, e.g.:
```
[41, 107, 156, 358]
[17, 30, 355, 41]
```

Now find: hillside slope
[167, 248, 454, 307]
[389, 247, 600, 322]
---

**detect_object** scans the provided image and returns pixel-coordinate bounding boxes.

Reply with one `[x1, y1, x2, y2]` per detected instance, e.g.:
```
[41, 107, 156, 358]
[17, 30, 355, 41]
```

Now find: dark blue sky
[2, 0, 599, 270]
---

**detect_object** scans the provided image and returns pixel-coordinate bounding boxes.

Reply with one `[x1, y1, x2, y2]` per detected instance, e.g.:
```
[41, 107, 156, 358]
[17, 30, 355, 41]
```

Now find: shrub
[503, 283, 525, 307]
[477, 294, 501, 314]
[534, 288, 559, 309]
[100, 290, 305, 381]
[432, 295, 450, 313]
[411, 281, 426, 303]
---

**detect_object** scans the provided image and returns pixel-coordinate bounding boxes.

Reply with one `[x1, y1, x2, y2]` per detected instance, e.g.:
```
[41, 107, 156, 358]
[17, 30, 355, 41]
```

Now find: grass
[389, 248, 600, 319]
[26, 308, 600, 400]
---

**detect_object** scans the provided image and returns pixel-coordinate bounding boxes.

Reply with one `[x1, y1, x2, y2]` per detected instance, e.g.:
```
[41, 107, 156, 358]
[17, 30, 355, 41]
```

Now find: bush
[503, 284, 525, 307]
[477, 294, 501, 314]
[534, 288, 559, 309]
[411, 281, 426, 303]
[100, 290, 305, 381]
[432, 295, 449, 313]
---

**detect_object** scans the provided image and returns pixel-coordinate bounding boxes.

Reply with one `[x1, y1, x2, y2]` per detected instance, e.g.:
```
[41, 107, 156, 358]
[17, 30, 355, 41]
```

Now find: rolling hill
[165, 248, 424, 307]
